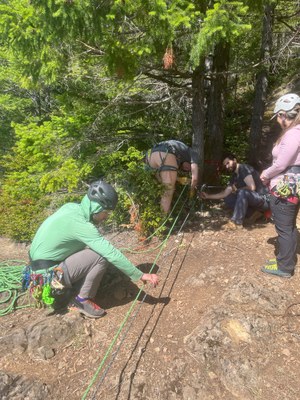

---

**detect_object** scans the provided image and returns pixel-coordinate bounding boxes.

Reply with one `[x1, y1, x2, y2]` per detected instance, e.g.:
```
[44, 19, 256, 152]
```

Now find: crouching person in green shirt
[29, 180, 159, 318]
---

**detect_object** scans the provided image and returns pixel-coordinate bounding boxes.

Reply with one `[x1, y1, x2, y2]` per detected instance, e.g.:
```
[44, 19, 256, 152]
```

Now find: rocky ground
[1, 203, 300, 400]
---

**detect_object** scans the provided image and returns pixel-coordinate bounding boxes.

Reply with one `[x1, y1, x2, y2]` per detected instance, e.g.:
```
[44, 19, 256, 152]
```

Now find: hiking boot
[72, 296, 106, 318]
[222, 220, 243, 231]
[244, 211, 263, 225]
[261, 263, 292, 278]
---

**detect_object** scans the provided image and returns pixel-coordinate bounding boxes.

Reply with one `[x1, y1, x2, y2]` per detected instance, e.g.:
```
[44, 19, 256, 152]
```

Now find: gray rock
[0, 328, 27, 357]
[0, 371, 49, 399]
[27, 313, 83, 359]
[0, 312, 83, 361]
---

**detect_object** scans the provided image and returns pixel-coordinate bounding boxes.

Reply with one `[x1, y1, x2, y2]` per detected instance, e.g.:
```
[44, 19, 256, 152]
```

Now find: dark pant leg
[224, 193, 237, 210]
[232, 190, 265, 224]
[270, 194, 299, 274]
[59, 248, 108, 299]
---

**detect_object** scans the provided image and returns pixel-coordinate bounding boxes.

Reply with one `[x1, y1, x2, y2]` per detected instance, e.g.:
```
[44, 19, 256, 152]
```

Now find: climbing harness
[144, 143, 179, 174]
[273, 173, 300, 204]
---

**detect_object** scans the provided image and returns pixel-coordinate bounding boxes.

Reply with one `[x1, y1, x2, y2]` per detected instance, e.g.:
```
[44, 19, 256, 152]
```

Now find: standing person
[29, 180, 159, 317]
[144, 140, 199, 213]
[260, 93, 300, 278]
[200, 153, 268, 230]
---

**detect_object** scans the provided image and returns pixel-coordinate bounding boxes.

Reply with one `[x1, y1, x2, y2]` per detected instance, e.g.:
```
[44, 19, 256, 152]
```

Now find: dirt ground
[1, 204, 300, 400]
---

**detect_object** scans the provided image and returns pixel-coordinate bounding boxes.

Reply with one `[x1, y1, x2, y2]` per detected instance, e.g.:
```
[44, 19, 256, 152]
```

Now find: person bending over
[144, 140, 199, 213]
[29, 180, 159, 318]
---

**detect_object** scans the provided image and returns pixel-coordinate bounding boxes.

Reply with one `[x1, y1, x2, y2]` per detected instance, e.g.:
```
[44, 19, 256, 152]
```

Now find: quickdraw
[22, 266, 56, 308]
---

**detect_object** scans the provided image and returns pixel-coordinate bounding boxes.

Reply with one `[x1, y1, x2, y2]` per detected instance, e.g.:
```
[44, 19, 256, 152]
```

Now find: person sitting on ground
[29, 180, 159, 318]
[199, 153, 269, 230]
[144, 139, 199, 213]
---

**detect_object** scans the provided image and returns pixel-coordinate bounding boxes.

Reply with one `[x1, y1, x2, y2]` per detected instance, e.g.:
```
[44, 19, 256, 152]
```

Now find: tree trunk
[191, 61, 206, 184]
[248, 3, 275, 170]
[205, 41, 230, 184]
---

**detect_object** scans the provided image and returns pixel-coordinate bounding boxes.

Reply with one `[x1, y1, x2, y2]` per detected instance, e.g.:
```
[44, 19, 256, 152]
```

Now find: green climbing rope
[82, 185, 190, 400]
[0, 260, 31, 316]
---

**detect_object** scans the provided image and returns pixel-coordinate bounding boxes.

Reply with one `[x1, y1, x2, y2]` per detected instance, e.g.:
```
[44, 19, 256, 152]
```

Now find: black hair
[222, 152, 237, 162]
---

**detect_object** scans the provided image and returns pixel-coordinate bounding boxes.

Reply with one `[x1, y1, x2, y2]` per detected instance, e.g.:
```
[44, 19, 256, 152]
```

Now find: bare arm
[239, 174, 256, 191]
[200, 186, 232, 200]
[190, 163, 199, 188]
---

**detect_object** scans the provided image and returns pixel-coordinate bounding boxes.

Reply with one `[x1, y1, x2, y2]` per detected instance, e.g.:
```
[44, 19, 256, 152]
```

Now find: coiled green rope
[0, 260, 31, 316]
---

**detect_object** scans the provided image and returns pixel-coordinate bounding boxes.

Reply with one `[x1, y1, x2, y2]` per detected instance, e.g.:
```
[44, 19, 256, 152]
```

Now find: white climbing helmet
[273, 93, 300, 114]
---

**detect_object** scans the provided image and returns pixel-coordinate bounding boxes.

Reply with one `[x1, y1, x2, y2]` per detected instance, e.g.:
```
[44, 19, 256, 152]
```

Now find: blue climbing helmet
[87, 180, 118, 210]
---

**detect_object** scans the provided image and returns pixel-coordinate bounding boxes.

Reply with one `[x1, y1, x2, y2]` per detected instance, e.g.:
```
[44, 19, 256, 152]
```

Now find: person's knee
[163, 183, 176, 193]
[236, 189, 248, 199]
[224, 194, 236, 209]
[96, 257, 109, 272]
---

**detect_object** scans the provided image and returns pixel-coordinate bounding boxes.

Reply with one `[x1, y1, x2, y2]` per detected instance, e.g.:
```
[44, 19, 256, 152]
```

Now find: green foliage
[0, 0, 201, 81]
[0, 192, 48, 242]
[0, 112, 92, 241]
[0, 191, 83, 242]
[94, 146, 166, 237]
[0, 50, 33, 158]
[190, 1, 251, 66]
[2, 115, 92, 193]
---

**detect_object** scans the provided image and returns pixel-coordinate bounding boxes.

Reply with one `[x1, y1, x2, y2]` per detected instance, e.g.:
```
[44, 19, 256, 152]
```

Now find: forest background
[0, 0, 299, 242]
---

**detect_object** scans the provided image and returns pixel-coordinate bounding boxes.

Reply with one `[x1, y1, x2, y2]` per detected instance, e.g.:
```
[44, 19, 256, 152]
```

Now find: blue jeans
[270, 194, 299, 274]
[224, 189, 266, 225]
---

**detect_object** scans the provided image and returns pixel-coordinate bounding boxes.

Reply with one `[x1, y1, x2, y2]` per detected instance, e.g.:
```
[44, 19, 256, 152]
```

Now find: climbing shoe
[261, 263, 292, 278]
[222, 220, 243, 231]
[72, 296, 106, 318]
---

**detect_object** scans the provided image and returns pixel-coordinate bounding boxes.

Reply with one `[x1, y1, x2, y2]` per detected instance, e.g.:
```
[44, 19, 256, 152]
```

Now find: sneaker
[222, 220, 243, 231]
[266, 258, 277, 265]
[261, 263, 292, 278]
[72, 296, 106, 318]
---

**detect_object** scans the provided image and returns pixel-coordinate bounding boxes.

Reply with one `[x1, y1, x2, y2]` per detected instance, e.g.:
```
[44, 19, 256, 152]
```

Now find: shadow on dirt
[98, 263, 171, 311]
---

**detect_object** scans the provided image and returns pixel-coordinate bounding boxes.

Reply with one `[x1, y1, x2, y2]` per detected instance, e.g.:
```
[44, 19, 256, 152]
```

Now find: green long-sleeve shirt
[29, 195, 143, 282]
